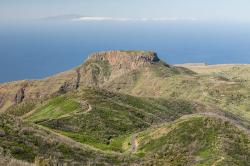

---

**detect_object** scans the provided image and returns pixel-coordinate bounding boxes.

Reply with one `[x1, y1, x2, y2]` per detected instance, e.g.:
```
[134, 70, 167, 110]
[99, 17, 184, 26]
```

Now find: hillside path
[211, 157, 225, 166]
[130, 134, 138, 153]
[85, 101, 92, 113]
[182, 112, 250, 136]
[37, 125, 104, 153]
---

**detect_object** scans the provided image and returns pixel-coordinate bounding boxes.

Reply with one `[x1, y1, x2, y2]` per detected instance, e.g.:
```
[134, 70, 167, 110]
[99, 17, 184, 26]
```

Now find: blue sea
[1, 20, 250, 83]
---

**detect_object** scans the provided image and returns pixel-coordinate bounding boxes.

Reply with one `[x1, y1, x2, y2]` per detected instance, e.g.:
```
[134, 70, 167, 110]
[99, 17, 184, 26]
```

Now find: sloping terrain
[0, 113, 132, 165]
[174, 64, 250, 121]
[137, 115, 250, 166]
[0, 51, 250, 165]
[2, 88, 250, 165]
[24, 88, 197, 152]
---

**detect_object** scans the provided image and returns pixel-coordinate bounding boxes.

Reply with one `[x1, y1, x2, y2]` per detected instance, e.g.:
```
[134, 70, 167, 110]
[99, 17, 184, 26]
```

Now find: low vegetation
[25, 88, 196, 152]
[137, 116, 250, 165]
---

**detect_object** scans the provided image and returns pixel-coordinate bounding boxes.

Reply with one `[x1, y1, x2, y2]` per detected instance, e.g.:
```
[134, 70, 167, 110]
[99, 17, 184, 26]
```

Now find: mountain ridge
[0, 50, 191, 112]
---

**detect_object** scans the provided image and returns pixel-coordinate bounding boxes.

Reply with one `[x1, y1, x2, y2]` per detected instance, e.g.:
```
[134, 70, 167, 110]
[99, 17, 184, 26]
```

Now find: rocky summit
[88, 50, 160, 69]
[0, 50, 250, 165]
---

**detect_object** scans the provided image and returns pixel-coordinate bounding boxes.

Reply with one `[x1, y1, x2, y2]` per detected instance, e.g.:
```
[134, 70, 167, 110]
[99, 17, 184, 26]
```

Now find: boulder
[0, 129, 5, 137]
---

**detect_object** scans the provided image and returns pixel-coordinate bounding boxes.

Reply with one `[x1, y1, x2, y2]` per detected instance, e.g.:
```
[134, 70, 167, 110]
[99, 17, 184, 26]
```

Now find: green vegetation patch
[37, 88, 197, 152]
[137, 116, 250, 166]
[0, 113, 132, 164]
[7, 101, 36, 117]
[26, 96, 80, 122]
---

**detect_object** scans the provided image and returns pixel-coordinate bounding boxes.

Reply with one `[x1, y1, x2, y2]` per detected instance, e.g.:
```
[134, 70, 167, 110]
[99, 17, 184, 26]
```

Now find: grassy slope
[25, 96, 81, 122]
[0, 113, 132, 165]
[110, 64, 250, 122]
[176, 65, 250, 120]
[137, 116, 250, 166]
[25, 88, 196, 152]
[104, 61, 196, 95]
[3, 111, 250, 165]
[21, 88, 250, 165]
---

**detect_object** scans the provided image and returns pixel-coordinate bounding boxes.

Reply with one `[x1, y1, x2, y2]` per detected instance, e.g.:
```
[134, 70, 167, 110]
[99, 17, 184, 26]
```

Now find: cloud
[72, 16, 197, 22]
[72, 17, 128, 21]
[43, 14, 82, 20]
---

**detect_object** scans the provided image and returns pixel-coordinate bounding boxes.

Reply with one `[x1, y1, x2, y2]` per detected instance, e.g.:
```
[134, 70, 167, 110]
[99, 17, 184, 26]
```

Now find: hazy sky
[1, 0, 250, 22]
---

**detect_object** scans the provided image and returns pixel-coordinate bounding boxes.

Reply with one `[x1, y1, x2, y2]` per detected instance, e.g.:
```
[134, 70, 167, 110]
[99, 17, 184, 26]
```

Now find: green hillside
[137, 116, 250, 166]
[0, 113, 132, 165]
[25, 88, 197, 152]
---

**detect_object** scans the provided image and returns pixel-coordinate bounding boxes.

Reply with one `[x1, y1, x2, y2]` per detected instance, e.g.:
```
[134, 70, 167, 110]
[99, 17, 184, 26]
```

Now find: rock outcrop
[58, 69, 81, 93]
[0, 129, 5, 137]
[15, 87, 25, 104]
[0, 96, 4, 109]
[88, 50, 160, 70]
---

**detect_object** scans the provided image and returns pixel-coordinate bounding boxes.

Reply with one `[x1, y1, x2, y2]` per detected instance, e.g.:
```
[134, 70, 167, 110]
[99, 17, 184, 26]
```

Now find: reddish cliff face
[87, 51, 160, 70]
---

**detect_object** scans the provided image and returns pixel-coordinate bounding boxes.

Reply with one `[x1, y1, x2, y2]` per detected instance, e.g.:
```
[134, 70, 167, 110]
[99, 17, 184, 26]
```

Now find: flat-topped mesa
[87, 50, 160, 69]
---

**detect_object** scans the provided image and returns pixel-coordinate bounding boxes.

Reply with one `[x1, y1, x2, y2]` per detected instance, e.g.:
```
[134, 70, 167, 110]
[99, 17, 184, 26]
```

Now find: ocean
[0, 20, 250, 83]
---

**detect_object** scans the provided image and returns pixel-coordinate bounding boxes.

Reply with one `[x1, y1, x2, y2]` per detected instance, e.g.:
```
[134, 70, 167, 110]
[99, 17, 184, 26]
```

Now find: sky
[1, 0, 250, 22]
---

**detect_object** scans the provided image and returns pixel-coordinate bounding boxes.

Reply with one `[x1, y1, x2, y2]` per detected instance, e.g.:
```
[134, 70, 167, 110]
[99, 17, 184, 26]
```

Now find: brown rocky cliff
[88, 50, 159, 70]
